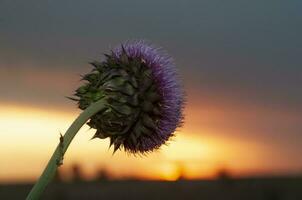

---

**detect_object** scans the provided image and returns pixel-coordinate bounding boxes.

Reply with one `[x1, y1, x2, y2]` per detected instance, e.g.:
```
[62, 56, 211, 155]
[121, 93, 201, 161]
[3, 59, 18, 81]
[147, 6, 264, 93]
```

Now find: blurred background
[0, 0, 301, 199]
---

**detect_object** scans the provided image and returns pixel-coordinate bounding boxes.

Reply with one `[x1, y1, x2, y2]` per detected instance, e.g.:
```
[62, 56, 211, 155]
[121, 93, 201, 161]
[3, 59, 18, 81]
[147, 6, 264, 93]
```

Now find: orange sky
[1, 98, 299, 183]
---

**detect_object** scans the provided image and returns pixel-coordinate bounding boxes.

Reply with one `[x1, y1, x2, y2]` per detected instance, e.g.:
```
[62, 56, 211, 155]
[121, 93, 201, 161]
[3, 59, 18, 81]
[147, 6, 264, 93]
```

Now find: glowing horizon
[1, 102, 299, 183]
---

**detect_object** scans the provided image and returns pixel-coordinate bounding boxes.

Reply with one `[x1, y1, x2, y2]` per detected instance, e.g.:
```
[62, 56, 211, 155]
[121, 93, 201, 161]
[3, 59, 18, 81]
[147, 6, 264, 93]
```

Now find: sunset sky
[0, 0, 302, 183]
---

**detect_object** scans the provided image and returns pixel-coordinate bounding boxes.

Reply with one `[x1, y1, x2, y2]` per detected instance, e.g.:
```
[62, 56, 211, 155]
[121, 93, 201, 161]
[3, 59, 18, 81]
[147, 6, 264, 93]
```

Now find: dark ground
[1, 177, 302, 200]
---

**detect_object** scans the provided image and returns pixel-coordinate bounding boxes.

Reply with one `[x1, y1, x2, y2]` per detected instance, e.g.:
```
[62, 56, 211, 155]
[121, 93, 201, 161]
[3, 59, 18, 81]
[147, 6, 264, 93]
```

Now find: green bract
[73, 50, 162, 152]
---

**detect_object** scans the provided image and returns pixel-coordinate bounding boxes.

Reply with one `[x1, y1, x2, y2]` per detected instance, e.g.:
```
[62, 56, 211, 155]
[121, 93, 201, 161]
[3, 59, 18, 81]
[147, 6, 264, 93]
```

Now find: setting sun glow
[0, 103, 291, 183]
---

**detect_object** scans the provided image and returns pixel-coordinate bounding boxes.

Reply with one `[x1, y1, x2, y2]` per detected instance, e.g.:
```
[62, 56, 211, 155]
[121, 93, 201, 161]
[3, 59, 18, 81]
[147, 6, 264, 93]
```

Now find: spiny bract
[72, 40, 184, 154]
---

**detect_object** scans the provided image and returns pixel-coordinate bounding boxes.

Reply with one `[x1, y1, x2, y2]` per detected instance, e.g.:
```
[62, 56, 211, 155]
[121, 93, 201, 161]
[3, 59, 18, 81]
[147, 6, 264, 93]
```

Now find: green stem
[26, 99, 107, 200]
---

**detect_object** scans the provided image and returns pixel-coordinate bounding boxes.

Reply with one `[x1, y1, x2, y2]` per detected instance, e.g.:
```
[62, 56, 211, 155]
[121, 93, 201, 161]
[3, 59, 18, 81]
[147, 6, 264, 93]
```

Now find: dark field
[1, 177, 302, 200]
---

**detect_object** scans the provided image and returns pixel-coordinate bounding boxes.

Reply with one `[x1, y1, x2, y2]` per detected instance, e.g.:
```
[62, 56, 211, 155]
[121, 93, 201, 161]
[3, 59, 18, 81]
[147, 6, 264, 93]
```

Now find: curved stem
[26, 99, 107, 200]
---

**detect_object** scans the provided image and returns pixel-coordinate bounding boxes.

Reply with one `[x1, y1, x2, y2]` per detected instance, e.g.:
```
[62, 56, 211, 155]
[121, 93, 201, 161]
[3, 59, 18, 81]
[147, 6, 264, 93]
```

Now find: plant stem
[26, 99, 107, 200]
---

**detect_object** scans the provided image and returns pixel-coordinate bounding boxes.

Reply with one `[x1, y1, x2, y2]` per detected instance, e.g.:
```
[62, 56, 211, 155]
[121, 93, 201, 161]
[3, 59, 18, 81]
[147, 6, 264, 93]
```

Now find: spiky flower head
[73, 40, 184, 154]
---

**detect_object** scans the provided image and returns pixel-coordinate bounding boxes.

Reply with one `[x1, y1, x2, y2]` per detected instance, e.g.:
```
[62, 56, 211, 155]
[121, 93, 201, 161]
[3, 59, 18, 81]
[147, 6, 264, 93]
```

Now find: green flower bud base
[74, 51, 163, 153]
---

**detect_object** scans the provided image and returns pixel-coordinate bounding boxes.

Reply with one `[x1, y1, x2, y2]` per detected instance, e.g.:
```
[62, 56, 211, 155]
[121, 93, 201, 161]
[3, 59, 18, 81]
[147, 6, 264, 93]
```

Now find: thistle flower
[73, 40, 184, 153]
[26, 40, 185, 199]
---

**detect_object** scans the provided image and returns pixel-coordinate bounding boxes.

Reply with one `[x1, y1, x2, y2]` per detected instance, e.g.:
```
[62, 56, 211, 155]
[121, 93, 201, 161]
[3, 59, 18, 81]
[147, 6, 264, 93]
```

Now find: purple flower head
[73, 40, 184, 154]
[113, 40, 184, 150]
